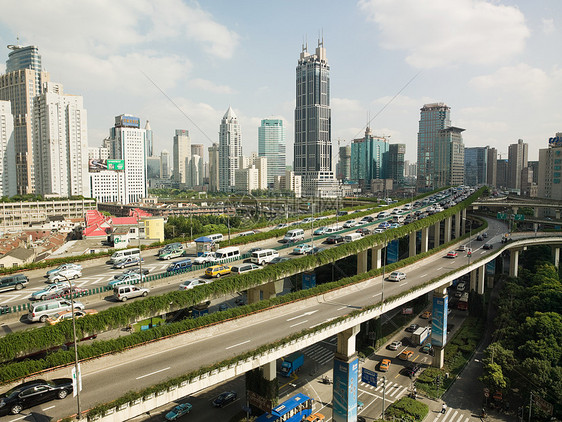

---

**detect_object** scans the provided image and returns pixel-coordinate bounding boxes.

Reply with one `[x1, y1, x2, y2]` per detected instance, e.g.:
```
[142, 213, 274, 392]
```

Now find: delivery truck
[280, 352, 304, 377]
[411, 327, 430, 346]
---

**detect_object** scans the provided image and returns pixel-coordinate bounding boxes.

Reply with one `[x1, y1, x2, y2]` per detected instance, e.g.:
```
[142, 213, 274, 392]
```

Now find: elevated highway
[18, 217, 562, 421]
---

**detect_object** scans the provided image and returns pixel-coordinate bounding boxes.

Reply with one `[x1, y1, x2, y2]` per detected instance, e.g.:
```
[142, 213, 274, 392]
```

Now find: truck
[411, 327, 430, 346]
[280, 352, 304, 377]
[457, 292, 469, 311]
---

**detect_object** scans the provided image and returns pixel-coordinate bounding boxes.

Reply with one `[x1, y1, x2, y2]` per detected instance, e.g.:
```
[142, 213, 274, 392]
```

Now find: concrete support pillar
[462, 208, 467, 235]
[357, 250, 368, 274]
[433, 222, 441, 248]
[247, 280, 284, 304]
[509, 249, 519, 278]
[431, 286, 448, 369]
[409, 232, 417, 257]
[534, 208, 539, 233]
[454, 212, 461, 239]
[557, 209, 561, 220]
[336, 325, 360, 358]
[470, 269, 477, 292]
[477, 266, 485, 295]
[553, 247, 560, 269]
[421, 227, 429, 253]
[444, 217, 452, 243]
[371, 247, 381, 270]
[512, 207, 519, 215]
[262, 360, 276, 381]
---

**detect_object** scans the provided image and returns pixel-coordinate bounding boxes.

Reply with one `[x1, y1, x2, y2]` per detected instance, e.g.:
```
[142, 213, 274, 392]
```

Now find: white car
[387, 271, 406, 281]
[48, 268, 82, 283]
[193, 252, 217, 265]
[178, 279, 208, 290]
[343, 220, 357, 228]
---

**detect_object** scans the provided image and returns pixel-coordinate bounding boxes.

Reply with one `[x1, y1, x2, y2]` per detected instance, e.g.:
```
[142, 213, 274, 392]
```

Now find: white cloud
[358, 0, 530, 68]
[190, 78, 235, 94]
[470, 63, 551, 98]
[542, 18, 555, 34]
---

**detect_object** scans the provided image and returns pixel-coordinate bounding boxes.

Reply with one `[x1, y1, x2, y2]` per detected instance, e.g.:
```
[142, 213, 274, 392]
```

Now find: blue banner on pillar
[431, 296, 448, 347]
[486, 260, 495, 274]
[386, 239, 399, 263]
[302, 272, 316, 290]
[333, 357, 359, 422]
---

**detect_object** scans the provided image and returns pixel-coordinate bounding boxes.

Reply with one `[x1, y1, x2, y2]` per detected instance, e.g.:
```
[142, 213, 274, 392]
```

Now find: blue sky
[0, 0, 560, 164]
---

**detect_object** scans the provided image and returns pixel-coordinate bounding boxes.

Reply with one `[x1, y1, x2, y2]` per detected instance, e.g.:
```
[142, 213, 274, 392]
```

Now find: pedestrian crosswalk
[429, 409, 473, 422]
[358, 379, 409, 402]
[302, 343, 334, 366]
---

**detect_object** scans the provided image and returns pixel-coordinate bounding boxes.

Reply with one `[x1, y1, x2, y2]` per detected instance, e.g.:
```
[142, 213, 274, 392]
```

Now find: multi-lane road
[0, 215, 522, 420]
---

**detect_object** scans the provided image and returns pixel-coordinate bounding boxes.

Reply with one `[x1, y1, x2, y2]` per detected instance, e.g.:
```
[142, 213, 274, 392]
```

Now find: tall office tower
[109, 115, 147, 204]
[0, 44, 50, 194]
[464, 147, 488, 187]
[172, 129, 191, 184]
[538, 133, 562, 202]
[496, 159, 508, 189]
[88, 146, 109, 160]
[191, 144, 204, 160]
[146, 156, 161, 180]
[294, 40, 338, 198]
[337, 145, 351, 181]
[145, 121, 153, 157]
[417, 103, 465, 190]
[487, 147, 497, 187]
[507, 139, 528, 192]
[0, 101, 16, 196]
[160, 149, 170, 179]
[186, 155, 203, 188]
[528, 161, 539, 185]
[33, 82, 88, 197]
[218, 107, 241, 192]
[350, 127, 389, 191]
[208, 143, 219, 192]
[258, 118, 286, 185]
[385, 144, 406, 186]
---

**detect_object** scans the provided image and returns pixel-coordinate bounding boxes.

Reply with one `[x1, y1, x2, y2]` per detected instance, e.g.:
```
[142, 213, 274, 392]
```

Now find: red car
[446, 251, 458, 258]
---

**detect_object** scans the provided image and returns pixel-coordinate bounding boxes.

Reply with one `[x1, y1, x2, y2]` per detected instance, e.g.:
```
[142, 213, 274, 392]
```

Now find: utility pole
[528, 391, 533, 422]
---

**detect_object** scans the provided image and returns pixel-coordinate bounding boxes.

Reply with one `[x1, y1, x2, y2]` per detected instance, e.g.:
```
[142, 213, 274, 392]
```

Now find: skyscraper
[191, 144, 204, 160]
[337, 145, 351, 181]
[0, 100, 16, 197]
[33, 82, 89, 196]
[507, 139, 528, 192]
[350, 128, 389, 191]
[464, 147, 488, 187]
[160, 149, 170, 179]
[538, 133, 562, 202]
[294, 40, 338, 197]
[487, 147, 497, 187]
[145, 121, 153, 157]
[173, 129, 191, 185]
[219, 107, 241, 192]
[417, 103, 464, 190]
[258, 118, 286, 185]
[208, 143, 219, 192]
[0, 44, 50, 194]
[386, 144, 406, 186]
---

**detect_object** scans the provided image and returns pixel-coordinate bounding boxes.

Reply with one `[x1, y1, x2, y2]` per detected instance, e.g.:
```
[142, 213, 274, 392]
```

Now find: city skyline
[0, 1, 560, 165]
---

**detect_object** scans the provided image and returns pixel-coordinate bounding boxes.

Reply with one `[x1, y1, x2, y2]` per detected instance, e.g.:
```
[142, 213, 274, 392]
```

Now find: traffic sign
[514, 214, 525, 221]
[497, 212, 507, 220]
[361, 368, 378, 387]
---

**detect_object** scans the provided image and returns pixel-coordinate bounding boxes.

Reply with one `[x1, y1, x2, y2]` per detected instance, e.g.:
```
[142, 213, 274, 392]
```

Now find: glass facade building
[350, 128, 389, 191]
[258, 118, 285, 185]
[464, 147, 488, 187]
[385, 143, 406, 186]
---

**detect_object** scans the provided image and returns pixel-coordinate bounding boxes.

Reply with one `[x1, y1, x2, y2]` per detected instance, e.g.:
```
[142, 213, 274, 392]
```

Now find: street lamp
[63, 275, 82, 420]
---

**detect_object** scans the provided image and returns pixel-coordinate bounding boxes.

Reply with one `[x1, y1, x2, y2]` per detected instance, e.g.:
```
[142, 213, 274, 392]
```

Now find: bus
[255, 393, 314, 422]
[457, 292, 469, 310]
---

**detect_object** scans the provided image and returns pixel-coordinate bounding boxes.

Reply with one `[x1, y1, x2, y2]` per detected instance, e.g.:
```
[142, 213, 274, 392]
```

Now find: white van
[237, 230, 255, 237]
[344, 233, 362, 243]
[214, 246, 241, 262]
[251, 249, 279, 265]
[283, 229, 305, 243]
[324, 226, 342, 234]
[28, 299, 85, 323]
[207, 233, 224, 242]
[377, 211, 390, 219]
[392, 215, 406, 223]
[110, 248, 141, 264]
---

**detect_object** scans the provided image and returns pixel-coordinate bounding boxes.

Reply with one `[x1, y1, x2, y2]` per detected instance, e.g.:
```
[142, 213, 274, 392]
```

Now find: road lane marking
[372, 292, 382, 297]
[436, 267, 442, 270]
[136, 366, 170, 379]
[420, 273, 428, 278]
[43, 405, 56, 410]
[225, 340, 250, 350]
[336, 306, 347, 311]
[399, 282, 407, 287]
[286, 310, 318, 321]
[290, 320, 308, 328]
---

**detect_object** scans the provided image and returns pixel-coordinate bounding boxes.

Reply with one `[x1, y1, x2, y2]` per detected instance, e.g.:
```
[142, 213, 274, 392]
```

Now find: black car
[212, 391, 238, 407]
[248, 247, 263, 254]
[476, 235, 484, 241]
[326, 234, 344, 244]
[268, 257, 291, 265]
[405, 324, 419, 333]
[356, 228, 371, 236]
[483, 243, 493, 250]
[402, 363, 421, 378]
[360, 216, 374, 223]
[0, 378, 73, 415]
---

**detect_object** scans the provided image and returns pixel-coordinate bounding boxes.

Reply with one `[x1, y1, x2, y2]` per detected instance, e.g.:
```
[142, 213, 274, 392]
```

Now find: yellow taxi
[305, 413, 325, 422]
[45, 309, 98, 325]
[420, 311, 432, 319]
[379, 358, 391, 372]
[205, 265, 231, 278]
[398, 350, 414, 361]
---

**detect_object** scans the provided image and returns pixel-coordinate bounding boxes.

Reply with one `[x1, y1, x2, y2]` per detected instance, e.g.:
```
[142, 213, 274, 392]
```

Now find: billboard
[431, 295, 448, 347]
[107, 159, 125, 171]
[332, 357, 359, 421]
[89, 159, 108, 172]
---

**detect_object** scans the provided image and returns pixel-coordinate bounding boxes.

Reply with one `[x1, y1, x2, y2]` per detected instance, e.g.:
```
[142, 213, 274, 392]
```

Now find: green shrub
[385, 396, 428, 421]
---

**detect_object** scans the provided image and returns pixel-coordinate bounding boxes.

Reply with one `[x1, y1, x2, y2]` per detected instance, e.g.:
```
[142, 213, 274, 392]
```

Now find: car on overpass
[313, 226, 327, 235]
[268, 256, 291, 265]
[47, 268, 82, 283]
[205, 265, 231, 278]
[398, 350, 414, 361]
[325, 234, 344, 244]
[483, 243, 494, 250]
[388, 340, 402, 350]
[387, 271, 406, 281]
[212, 391, 238, 407]
[45, 263, 82, 278]
[293, 244, 313, 255]
[165, 402, 192, 420]
[0, 378, 74, 415]
[446, 250, 458, 258]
